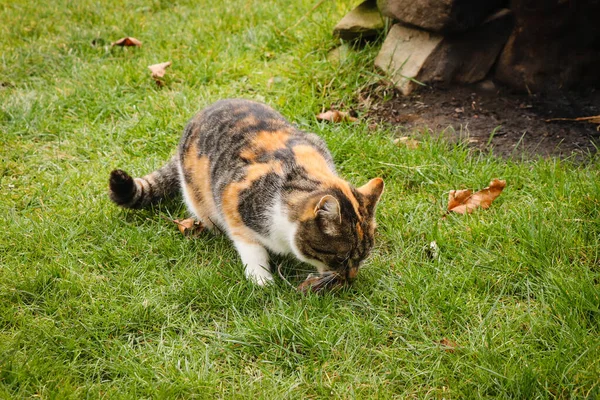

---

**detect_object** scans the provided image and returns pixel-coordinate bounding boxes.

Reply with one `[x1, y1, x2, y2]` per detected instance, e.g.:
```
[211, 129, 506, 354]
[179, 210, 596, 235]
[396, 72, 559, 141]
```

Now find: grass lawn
[1, 0, 599, 398]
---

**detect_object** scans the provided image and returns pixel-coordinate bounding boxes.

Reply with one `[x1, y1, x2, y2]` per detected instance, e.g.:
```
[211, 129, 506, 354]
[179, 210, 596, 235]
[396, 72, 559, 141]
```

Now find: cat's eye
[311, 246, 337, 256]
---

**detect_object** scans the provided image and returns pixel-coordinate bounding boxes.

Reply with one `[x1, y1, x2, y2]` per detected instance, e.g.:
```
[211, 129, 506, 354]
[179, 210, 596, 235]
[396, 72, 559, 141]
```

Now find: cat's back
[177, 99, 337, 238]
[180, 99, 333, 176]
[180, 99, 293, 156]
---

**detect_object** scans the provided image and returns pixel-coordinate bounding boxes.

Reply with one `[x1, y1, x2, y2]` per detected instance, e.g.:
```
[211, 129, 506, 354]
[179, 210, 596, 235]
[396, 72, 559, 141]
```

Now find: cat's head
[294, 178, 384, 282]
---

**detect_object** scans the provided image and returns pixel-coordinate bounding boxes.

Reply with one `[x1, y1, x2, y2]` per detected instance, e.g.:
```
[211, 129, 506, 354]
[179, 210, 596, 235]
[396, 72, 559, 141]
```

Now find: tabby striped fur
[109, 99, 384, 285]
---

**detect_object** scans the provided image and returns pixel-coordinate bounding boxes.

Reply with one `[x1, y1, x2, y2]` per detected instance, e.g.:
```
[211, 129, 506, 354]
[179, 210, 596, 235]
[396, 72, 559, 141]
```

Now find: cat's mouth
[334, 259, 359, 282]
[322, 261, 359, 283]
[297, 271, 344, 294]
[296, 264, 359, 294]
[346, 265, 359, 281]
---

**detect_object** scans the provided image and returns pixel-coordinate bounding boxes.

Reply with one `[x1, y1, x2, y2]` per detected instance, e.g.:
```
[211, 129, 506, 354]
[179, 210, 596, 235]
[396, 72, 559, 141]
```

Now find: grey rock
[333, 0, 385, 41]
[377, 0, 505, 33]
[419, 9, 513, 85]
[374, 24, 443, 95]
[375, 10, 513, 95]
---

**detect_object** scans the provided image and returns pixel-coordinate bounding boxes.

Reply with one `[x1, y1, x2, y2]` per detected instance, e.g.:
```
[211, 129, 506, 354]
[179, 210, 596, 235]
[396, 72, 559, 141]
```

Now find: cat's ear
[314, 195, 341, 235]
[314, 195, 341, 222]
[358, 178, 384, 213]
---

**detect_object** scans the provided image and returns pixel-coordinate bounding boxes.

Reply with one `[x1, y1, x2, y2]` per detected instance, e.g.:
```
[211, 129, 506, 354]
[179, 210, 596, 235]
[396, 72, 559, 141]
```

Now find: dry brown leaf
[111, 37, 142, 47]
[316, 110, 358, 123]
[172, 218, 204, 237]
[448, 178, 506, 214]
[394, 136, 420, 149]
[546, 115, 600, 123]
[439, 338, 459, 353]
[297, 272, 344, 294]
[148, 61, 172, 80]
[546, 115, 600, 131]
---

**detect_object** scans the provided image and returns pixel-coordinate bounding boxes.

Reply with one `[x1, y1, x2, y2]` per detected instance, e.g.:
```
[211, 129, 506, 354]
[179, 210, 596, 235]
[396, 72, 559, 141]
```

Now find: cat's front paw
[245, 266, 274, 286]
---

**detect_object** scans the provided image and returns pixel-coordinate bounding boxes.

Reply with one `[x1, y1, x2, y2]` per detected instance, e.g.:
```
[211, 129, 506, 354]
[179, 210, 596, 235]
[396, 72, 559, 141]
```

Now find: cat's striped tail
[109, 156, 180, 209]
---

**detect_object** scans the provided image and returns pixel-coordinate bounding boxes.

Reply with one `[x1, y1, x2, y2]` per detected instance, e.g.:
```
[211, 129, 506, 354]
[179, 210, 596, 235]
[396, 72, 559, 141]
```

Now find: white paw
[245, 266, 274, 286]
[233, 240, 273, 286]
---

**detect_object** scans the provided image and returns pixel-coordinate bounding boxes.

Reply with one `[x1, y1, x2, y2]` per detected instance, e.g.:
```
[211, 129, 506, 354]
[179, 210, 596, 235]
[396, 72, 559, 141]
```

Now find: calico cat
[109, 99, 384, 285]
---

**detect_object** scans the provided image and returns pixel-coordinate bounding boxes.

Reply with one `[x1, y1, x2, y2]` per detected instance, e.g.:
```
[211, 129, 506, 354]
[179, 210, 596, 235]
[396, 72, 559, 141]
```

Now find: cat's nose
[346, 264, 359, 281]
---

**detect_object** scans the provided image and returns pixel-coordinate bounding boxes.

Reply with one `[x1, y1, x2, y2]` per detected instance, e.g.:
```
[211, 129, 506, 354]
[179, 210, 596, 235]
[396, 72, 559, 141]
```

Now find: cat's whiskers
[276, 263, 296, 289]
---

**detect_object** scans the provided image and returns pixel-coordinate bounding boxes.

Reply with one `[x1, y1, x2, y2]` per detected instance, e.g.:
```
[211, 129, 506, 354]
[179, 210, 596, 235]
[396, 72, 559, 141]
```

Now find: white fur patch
[233, 240, 273, 286]
[256, 197, 298, 255]
[258, 197, 328, 273]
[178, 163, 197, 217]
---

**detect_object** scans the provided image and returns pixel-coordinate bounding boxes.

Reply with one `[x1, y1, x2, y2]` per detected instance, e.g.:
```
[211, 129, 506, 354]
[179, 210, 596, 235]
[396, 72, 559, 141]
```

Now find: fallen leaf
[439, 338, 458, 353]
[148, 61, 172, 80]
[316, 110, 357, 123]
[297, 272, 344, 294]
[111, 37, 142, 47]
[168, 217, 204, 237]
[546, 115, 600, 131]
[448, 178, 506, 214]
[394, 136, 420, 149]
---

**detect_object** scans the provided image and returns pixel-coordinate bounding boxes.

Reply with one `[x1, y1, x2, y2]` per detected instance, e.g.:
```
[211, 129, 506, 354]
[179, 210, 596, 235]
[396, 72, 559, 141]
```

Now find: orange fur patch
[356, 223, 364, 240]
[182, 144, 218, 229]
[234, 114, 258, 131]
[292, 144, 362, 220]
[358, 178, 385, 208]
[240, 130, 290, 162]
[285, 191, 318, 221]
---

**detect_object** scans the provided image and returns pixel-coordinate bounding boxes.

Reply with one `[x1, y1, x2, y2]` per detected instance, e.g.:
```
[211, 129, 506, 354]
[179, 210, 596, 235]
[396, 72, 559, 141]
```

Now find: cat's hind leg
[232, 239, 273, 286]
[178, 154, 219, 230]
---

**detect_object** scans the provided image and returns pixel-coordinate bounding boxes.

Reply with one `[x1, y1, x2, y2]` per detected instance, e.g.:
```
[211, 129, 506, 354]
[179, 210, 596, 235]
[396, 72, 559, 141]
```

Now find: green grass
[1, 0, 599, 398]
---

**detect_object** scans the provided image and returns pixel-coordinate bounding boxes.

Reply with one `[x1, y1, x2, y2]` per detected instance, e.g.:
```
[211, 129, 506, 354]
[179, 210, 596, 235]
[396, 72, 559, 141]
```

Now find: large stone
[495, 0, 600, 92]
[419, 9, 513, 84]
[377, 0, 506, 33]
[333, 0, 385, 41]
[375, 10, 513, 95]
[374, 24, 443, 95]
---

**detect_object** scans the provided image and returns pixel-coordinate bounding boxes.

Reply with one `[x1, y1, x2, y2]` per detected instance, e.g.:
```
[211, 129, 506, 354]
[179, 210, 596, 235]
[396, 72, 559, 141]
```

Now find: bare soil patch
[363, 82, 600, 158]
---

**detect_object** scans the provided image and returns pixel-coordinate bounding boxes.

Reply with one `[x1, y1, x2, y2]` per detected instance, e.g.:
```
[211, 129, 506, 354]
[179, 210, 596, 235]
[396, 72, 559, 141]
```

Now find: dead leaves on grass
[163, 216, 204, 238]
[174, 218, 204, 237]
[447, 179, 506, 215]
[111, 37, 142, 47]
[316, 110, 358, 123]
[439, 338, 459, 353]
[148, 61, 172, 86]
[107, 36, 172, 86]
[148, 61, 171, 79]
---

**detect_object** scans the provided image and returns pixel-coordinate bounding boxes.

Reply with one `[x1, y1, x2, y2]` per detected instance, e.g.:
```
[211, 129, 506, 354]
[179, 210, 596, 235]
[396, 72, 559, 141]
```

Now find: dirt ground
[363, 82, 600, 158]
